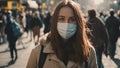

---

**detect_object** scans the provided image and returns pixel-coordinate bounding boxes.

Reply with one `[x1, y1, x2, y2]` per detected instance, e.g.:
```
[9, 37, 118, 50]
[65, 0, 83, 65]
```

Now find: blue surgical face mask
[57, 22, 77, 39]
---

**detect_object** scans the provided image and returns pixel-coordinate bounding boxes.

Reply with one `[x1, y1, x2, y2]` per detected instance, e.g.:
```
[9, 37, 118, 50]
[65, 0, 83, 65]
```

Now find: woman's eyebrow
[58, 16, 65, 18]
[68, 16, 75, 19]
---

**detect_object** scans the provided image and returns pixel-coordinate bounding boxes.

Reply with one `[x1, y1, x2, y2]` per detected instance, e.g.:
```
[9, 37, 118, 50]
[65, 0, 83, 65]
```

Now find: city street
[0, 32, 35, 68]
[0, 32, 120, 68]
[0, 0, 120, 68]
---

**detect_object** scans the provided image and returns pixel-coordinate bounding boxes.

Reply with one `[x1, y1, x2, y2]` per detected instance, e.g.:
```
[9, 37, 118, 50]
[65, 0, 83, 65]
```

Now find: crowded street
[0, 31, 120, 68]
[0, 0, 120, 68]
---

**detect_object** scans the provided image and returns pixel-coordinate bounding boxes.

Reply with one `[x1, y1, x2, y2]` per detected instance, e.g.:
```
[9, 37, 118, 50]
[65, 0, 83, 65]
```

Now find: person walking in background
[0, 9, 6, 44]
[99, 12, 105, 22]
[43, 11, 52, 34]
[5, 10, 18, 62]
[117, 10, 120, 37]
[87, 9, 109, 68]
[105, 9, 120, 59]
[31, 11, 42, 45]
[117, 10, 120, 20]
[39, 10, 44, 23]
[16, 13, 25, 30]
[27, 0, 97, 68]
[25, 10, 33, 41]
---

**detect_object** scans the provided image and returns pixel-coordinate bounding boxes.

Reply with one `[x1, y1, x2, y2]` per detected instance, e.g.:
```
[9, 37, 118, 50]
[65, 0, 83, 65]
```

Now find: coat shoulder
[39, 33, 49, 46]
[31, 33, 49, 54]
[88, 45, 96, 57]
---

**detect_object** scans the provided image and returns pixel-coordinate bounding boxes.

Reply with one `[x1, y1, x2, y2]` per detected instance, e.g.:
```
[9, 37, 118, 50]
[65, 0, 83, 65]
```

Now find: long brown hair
[49, 0, 90, 64]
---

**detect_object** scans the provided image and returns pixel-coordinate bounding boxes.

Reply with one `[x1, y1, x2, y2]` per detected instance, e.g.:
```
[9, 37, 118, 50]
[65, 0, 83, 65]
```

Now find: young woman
[26, 0, 98, 68]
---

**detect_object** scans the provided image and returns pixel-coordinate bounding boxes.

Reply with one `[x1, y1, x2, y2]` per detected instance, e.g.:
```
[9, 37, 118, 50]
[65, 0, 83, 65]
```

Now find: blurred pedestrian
[5, 10, 18, 61]
[87, 9, 109, 68]
[16, 13, 25, 30]
[117, 10, 120, 37]
[0, 9, 6, 44]
[105, 9, 120, 59]
[25, 10, 33, 36]
[117, 10, 120, 20]
[31, 11, 42, 45]
[27, 0, 97, 68]
[39, 10, 44, 23]
[43, 11, 52, 34]
[99, 12, 105, 22]
[24, 10, 33, 42]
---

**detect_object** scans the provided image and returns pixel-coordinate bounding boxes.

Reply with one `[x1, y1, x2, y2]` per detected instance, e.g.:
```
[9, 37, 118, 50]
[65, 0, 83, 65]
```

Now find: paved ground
[103, 38, 120, 68]
[0, 32, 120, 68]
[0, 32, 35, 68]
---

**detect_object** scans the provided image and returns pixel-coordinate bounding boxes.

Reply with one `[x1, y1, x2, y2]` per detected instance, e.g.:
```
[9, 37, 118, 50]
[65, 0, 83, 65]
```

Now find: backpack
[10, 18, 23, 38]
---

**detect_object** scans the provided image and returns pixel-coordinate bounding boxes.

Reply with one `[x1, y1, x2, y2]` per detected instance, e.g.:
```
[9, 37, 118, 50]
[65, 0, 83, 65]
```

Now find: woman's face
[58, 6, 76, 24]
[57, 6, 77, 39]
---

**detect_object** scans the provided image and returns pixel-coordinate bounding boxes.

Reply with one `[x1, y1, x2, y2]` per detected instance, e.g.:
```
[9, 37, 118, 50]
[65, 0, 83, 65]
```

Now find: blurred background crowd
[0, 0, 120, 68]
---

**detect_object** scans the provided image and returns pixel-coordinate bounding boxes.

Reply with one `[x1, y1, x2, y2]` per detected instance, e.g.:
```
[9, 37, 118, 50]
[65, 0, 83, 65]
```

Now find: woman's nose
[65, 19, 69, 23]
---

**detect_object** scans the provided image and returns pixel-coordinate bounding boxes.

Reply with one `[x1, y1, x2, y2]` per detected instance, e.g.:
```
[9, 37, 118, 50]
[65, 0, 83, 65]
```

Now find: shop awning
[27, 1, 38, 9]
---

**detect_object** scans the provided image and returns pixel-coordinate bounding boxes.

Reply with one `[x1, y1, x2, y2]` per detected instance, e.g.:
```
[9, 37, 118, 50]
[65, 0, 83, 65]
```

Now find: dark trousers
[109, 41, 116, 58]
[96, 52, 104, 68]
[8, 40, 17, 59]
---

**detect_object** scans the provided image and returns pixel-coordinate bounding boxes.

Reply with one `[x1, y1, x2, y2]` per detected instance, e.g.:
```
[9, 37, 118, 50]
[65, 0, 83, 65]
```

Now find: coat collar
[39, 33, 83, 68]
[39, 33, 55, 54]
[43, 42, 55, 53]
[43, 44, 80, 68]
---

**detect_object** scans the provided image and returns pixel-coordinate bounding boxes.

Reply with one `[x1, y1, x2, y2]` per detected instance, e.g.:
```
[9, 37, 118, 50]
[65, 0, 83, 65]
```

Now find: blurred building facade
[0, 0, 119, 13]
[0, 0, 24, 12]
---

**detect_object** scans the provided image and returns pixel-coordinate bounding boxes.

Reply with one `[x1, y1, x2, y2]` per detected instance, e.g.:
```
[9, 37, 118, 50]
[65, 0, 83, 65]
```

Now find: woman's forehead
[59, 6, 74, 17]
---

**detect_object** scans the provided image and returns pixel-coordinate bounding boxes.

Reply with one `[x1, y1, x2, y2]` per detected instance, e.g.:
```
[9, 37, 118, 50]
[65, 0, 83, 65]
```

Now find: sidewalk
[102, 38, 120, 68]
[0, 33, 120, 68]
[0, 32, 35, 68]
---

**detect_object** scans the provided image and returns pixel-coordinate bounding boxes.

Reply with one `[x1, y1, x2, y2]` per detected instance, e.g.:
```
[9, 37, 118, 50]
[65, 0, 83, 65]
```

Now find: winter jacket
[26, 33, 98, 68]
[87, 17, 109, 54]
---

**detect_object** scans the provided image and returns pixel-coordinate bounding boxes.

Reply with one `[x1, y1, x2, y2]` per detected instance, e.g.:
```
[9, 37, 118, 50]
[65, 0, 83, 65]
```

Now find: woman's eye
[58, 18, 64, 22]
[70, 17, 75, 22]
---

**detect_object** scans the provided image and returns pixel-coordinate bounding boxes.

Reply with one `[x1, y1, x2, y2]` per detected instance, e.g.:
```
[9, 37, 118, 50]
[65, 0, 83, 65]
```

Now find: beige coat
[26, 34, 98, 68]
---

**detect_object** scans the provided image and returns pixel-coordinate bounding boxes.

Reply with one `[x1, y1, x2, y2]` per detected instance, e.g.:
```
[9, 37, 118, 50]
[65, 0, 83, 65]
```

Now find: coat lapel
[40, 34, 82, 68]
[43, 42, 55, 53]
[67, 61, 81, 68]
